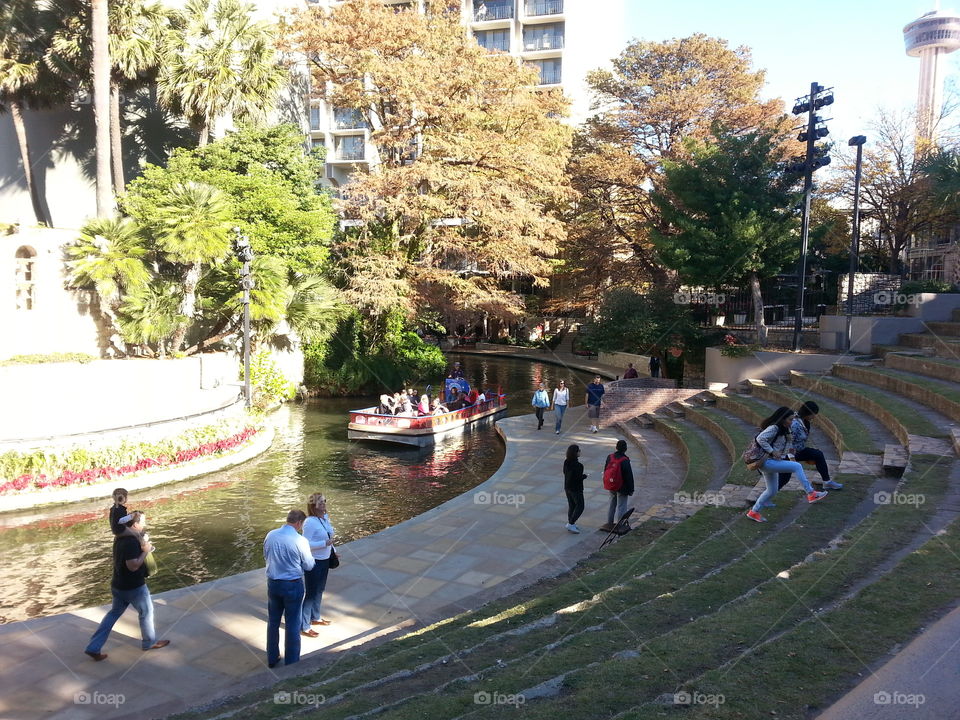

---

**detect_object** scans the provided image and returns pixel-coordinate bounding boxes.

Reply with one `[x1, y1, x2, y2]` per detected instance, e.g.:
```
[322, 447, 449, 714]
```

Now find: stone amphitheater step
[832, 364, 960, 427]
[899, 332, 960, 358]
[924, 320, 960, 337]
[882, 443, 909, 477]
[885, 352, 960, 383]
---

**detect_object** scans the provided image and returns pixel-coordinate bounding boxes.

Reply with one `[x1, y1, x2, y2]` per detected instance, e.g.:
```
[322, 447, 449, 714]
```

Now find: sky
[624, 0, 960, 146]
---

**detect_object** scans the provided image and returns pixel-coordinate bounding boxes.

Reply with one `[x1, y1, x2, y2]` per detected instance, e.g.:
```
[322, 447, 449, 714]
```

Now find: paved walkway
[0, 406, 682, 720]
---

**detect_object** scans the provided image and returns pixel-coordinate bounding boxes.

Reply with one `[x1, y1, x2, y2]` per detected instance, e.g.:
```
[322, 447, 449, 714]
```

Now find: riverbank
[446, 345, 623, 380]
[0, 405, 683, 720]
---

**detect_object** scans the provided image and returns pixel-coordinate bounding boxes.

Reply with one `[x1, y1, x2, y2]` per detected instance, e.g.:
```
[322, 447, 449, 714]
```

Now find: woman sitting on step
[776, 401, 844, 492]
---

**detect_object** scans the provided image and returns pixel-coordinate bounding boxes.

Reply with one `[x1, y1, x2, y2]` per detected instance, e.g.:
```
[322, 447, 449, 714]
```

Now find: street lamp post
[845, 135, 867, 352]
[232, 228, 254, 408]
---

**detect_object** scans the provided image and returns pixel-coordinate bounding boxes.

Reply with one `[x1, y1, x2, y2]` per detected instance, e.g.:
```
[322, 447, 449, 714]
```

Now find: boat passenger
[418, 394, 430, 416]
[398, 395, 416, 416]
[448, 362, 465, 379]
[466, 388, 479, 405]
[431, 398, 449, 415]
[447, 387, 463, 411]
[377, 394, 394, 415]
[392, 392, 405, 414]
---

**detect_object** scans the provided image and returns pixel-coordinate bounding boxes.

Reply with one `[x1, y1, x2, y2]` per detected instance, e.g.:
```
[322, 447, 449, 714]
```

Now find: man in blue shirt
[263, 509, 315, 668]
[585, 376, 605, 433]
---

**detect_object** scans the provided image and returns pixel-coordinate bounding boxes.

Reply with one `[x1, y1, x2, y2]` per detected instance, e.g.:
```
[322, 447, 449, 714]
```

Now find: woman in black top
[563, 444, 587, 534]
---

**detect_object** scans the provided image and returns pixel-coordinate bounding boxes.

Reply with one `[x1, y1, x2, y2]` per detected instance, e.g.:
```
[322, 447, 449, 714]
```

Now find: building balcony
[522, 34, 563, 50]
[525, 0, 563, 17]
[333, 108, 368, 130]
[473, 1, 514, 21]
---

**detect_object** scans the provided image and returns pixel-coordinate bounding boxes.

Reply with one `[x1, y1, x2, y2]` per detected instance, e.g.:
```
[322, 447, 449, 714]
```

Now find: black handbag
[328, 547, 340, 569]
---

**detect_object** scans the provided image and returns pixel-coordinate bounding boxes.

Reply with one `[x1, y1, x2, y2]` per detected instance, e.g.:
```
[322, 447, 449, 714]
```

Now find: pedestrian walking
[553, 380, 569, 434]
[599, 439, 634, 532]
[623, 363, 638, 379]
[585, 376, 605, 433]
[649, 356, 661, 378]
[746, 407, 829, 523]
[263, 509, 315, 667]
[776, 401, 843, 491]
[563, 444, 587, 533]
[301, 494, 336, 636]
[84, 511, 169, 661]
[532, 382, 550, 430]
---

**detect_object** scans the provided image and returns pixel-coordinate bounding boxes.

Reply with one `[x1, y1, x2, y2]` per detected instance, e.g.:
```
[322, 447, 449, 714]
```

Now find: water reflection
[0, 355, 595, 623]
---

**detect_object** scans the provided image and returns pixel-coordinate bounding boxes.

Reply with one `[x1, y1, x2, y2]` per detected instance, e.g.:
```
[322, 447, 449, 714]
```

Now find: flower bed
[0, 425, 259, 496]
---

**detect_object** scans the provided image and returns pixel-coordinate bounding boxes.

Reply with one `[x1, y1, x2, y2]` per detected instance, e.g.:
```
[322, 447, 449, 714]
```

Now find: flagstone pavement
[0, 405, 684, 720]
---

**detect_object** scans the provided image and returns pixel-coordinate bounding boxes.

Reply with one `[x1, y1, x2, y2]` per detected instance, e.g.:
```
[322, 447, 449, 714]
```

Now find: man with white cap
[84, 511, 170, 661]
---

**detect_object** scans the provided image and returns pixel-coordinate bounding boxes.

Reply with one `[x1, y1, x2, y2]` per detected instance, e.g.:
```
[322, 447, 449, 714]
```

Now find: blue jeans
[301, 558, 330, 631]
[752, 458, 814, 512]
[267, 578, 305, 666]
[85, 584, 156, 652]
[777, 447, 830, 489]
[555, 404, 567, 431]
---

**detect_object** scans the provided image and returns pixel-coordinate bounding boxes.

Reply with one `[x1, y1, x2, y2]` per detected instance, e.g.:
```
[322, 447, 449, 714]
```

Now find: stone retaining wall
[600, 386, 702, 428]
[832, 365, 960, 424]
[885, 354, 960, 384]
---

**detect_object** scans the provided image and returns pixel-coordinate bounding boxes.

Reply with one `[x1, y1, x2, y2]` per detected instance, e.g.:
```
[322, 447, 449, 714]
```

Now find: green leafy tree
[650, 131, 800, 344]
[158, 0, 286, 145]
[118, 281, 184, 357]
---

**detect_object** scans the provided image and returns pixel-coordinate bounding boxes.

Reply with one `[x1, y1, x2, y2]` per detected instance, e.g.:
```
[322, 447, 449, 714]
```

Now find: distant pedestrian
[623, 363, 638, 379]
[552, 380, 569, 434]
[649, 356, 661, 378]
[563, 444, 587, 533]
[532, 382, 550, 430]
[263, 509, 315, 667]
[599, 440, 634, 533]
[301, 495, 336, 637]
[585, 376, 605, 433]
[109, 487, 128, 536]
[84, 511, 170, 661]
[777, 401, 843, 491]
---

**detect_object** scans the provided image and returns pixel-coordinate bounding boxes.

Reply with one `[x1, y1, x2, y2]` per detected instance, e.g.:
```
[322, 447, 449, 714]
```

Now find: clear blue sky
[624, 0, 959, 144]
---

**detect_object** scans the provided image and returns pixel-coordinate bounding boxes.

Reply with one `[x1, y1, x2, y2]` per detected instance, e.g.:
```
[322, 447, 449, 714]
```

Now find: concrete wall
[819, 294, 960, 352]
[0, 353, 240, 443]
[598, 351, 653, 376]
[704, 347, 858, 389]
[0, 226, 103, 360]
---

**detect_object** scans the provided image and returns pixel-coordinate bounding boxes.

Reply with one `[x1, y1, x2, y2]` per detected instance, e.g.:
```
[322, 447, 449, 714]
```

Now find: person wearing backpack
[599, 439, 633, 532]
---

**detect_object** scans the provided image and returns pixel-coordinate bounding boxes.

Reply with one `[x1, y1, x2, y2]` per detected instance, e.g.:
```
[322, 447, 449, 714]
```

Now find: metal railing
[526, 0, 563, 16]
[523, 33, 564, 50]
[474, 2, 514, 21]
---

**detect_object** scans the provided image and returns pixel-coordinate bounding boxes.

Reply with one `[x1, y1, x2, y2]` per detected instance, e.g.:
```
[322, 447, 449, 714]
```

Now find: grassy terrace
[179, 454, 955, 720]
[685, 406, 758, 486]
[793, 373, 946, 439]
[748, 381, 879, 455]
[851, 365, 960, 405]
[652, 417, 715, 495]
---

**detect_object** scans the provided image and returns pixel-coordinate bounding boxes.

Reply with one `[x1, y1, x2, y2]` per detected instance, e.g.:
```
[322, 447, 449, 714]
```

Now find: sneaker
[746, 510, 767, 523]
[555, 430, 560, 434]
[599, 522, 615, 532]
[591, 426, 598, 433]
[807, 490, 828, 503]
[566, 523, 580, 534]
[823, 480, 844, 490]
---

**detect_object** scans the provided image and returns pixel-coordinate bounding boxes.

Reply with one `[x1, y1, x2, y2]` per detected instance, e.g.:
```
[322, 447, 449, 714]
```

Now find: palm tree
[91, 0, 112, 216]
[66, 215, 151, 351]
[119, 281, 184, 358]
[0, 0, 53, 226]
[158, 0, 286, 146]
[152, 181, 234, 351]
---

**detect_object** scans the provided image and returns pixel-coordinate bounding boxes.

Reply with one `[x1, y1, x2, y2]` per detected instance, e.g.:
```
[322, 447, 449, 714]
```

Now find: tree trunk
[750, 272, 767, 345]
[198, 119, 210, 147]
[110, 79, 125, 195]
[170, 262, 201, 351]
[92, 0, 114, 217]
[10, 99, 52, 226]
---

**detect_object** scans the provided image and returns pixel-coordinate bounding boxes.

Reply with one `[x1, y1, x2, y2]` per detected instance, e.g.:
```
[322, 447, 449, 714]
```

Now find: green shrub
[0, 353, 97, 366]
[899, 280, 958, 295]
[245, 350, 295, 406]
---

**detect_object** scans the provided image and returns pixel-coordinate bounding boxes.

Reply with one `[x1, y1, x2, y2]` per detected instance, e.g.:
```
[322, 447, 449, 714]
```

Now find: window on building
[475, 29, 510, 51]
[530, 58, 561, 85]
[525, 0, 562, 16]
[310, 105, 323, 131]
[334, 108, 368, 129]
[15, 246, 36, 311]
[336, 135, 365, 161]
[523, 22, 563, 50]
[474, 0, 514, 21]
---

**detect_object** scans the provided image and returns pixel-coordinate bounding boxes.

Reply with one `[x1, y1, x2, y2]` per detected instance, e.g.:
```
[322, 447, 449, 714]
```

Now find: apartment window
[523, 22, 563, 50]
[531, 58, 561, 85]
[525, 0, 562, 16]
[309, 105, 322, 131]
[334, 108, 368, 129]
[15, 246, 36, 311]
[336, 136, 365, 161]
[475, 29, 510, 51]
[474, 1, 514, 21]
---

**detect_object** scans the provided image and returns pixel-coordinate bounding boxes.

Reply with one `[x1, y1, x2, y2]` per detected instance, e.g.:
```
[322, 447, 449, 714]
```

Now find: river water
[0, 354, 596, 623]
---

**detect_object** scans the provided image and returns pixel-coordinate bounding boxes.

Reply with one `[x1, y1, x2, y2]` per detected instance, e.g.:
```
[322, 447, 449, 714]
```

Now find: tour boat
[347, 381, 507, 447]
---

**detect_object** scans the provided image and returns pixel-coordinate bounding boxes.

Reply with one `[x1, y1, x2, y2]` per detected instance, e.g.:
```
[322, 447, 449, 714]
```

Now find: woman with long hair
[563, 444, 587, 533]
[747, 407, 828, 523]
[776, 401, 843, 491]
[300, 494, 335, 636]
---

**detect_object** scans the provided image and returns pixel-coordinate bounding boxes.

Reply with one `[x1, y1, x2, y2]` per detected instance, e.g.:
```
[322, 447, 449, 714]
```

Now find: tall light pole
[845, 135, 867, 352]
[232, 228, 254, 408]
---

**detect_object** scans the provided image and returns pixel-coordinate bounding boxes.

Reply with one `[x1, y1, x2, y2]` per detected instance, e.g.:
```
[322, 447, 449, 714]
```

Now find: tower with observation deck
[903, 5, 960, 143]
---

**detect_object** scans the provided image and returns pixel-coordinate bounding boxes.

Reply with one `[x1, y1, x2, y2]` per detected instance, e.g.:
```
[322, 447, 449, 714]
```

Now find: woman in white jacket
[747, 407, 828, 523]
[300, 494, 336, 634]
[552, 380, 569, 434]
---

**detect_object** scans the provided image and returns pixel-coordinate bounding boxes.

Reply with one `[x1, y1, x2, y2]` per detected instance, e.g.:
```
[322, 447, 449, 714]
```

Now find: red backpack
[603, 454, 626, 491]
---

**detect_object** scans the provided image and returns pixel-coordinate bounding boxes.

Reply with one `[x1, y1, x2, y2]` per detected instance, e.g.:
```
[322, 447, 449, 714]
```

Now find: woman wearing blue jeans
[301, 494, 335, 637]
[747, 407, 828, 523]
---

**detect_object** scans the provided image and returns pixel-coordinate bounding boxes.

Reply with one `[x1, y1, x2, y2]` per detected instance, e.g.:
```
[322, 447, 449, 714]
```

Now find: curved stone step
[885, 352, 960, 384]
[832, 364, 960, 426]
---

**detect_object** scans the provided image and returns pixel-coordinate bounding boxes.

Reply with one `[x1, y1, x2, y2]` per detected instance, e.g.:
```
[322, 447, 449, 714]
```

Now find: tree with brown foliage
[281, 0, 573, 329]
